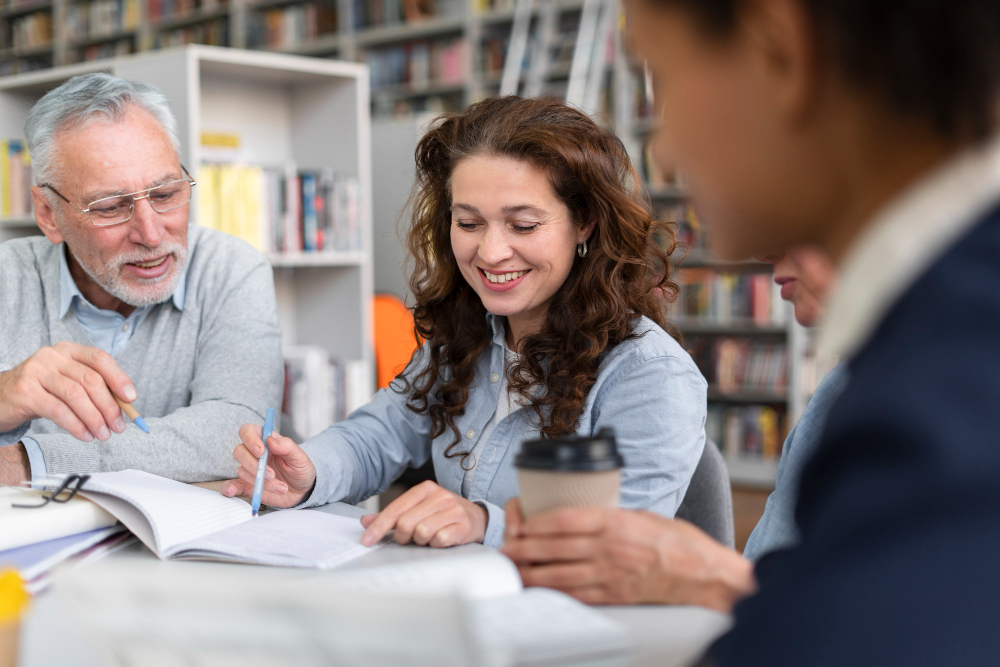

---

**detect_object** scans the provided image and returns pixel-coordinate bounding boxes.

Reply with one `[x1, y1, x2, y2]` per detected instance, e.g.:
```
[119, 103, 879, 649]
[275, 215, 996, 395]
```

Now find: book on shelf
[283, 346, 370, 442]
[674, 268, 787, 327]
[150, 17, 228, 48]
[197, 162, 363, 254]
[353, 0, 463, 30]
[707, 405, 784, 461]
[246, 2, 337, 51]
[147, 0, 225, 23]
[6, 9, 52, 50]
[0, 138, 32, 219]
[688, 337, 788, 395]
[66, 0, 140, 42]
[366, 37, 467, 90]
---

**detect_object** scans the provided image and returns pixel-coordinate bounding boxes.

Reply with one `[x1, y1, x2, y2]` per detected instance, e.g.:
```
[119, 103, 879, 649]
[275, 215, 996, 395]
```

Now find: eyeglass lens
[90, 180, 192, 226]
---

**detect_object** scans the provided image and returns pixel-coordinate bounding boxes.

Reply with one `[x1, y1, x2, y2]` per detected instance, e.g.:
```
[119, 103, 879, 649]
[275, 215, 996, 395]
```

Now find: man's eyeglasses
[42, 165, 197, 227]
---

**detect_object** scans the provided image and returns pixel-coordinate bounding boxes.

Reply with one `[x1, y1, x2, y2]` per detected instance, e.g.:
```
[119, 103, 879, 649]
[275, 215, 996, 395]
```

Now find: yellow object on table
[0, 569, 30, 667]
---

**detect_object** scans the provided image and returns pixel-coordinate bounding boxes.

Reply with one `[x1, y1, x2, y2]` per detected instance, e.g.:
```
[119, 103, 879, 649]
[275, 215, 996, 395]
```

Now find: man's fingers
[360, 513, 377, 528]
[361, 483, 434, 546]
[501, 535, 602, 564]
[38, 371, 111, 441]
[57, 361, 125, 434]
[232, 443, 260, 471]
[517, 562, 605, 589]
[34, 391, 92, 441]
[521, 507, 610, 537]
[67, 343, 137, 402]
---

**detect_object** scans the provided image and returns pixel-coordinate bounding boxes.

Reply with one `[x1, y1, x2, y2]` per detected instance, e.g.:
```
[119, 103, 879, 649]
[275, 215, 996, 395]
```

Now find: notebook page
[173, 509, 380, 568]
[324, 550, 524, 600]
[79, 470, 251, 556]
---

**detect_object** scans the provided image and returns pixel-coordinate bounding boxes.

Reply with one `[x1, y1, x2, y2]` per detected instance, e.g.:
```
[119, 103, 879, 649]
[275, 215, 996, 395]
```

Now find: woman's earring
[577, 241, 588, 258]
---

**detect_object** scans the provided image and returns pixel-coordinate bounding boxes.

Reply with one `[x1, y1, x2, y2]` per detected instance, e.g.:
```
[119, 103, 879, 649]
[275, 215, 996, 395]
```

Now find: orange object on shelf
[373, 294, 419, 391]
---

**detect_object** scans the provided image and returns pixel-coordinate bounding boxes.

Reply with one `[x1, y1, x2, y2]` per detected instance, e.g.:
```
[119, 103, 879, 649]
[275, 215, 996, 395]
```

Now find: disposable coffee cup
[515, 427, 624, 519]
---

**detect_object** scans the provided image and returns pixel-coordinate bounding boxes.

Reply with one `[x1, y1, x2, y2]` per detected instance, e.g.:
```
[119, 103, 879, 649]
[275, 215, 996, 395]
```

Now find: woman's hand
[359, 480, 488, 548]
[220, 424, 317, 508]
[500, 498, 756, 612]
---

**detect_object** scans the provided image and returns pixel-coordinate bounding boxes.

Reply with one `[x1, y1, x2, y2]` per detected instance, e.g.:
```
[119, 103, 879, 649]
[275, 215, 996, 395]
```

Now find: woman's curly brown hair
[400, 96, 680, 461]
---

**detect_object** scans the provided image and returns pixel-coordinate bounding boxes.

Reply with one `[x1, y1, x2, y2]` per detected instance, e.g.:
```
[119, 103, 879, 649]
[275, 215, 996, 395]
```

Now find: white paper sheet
[174, 509, 380, 568]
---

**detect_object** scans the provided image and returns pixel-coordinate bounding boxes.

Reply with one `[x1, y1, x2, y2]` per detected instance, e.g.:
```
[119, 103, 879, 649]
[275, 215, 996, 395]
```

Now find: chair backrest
[675, 441, 735, 548]
[373, 294, 419, 391]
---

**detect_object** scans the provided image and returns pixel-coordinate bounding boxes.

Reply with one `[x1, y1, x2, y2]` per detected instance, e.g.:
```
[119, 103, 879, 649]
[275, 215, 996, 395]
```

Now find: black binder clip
[12, 473, 91, 508]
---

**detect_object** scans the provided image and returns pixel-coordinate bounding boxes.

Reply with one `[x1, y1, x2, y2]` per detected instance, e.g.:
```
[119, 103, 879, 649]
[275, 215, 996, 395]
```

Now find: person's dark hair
[648, 0, 1000, 140]
[401, 96, 678, 461]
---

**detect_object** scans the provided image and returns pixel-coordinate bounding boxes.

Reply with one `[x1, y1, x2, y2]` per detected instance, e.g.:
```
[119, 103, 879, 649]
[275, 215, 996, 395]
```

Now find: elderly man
[0, 73, 283, 484]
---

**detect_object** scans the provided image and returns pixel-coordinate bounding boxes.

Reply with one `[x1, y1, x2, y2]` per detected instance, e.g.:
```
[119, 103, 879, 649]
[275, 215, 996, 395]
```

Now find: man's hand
[500, 499, 756, 612]
[359, 480, 488, 548]
[221, 424, 317, 508]
[0, 342, 137, 442]
[0, 442, 30, 485]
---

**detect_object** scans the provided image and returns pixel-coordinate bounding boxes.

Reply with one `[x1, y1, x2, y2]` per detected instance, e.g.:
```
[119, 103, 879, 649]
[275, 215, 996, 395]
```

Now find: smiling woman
[223, 96, 708, 551]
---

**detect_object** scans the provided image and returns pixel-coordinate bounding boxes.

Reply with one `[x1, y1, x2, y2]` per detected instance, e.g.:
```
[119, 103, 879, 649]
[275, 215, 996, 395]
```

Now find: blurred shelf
[634, 117, 658, 135]
[708, 387, 788, 403]
[480, 61, 575, 87]
[372, 79, 464, 99]
[271, 33, 341, 56]
[268, 251, 365, 268]
[67, 29, 137, 48]
[0, 0, 51, 19]
[0, 215, 35, 228]
[0, 43, 53, 59]
[675, 249, 769, 271]
[724, 455, 778, 489]
[479, 0, 584, 26]
[676, 320, 787, 336]
[354, 16, 465, 48]
[648, 185, 686, 201]
[150, 8, 229, 32]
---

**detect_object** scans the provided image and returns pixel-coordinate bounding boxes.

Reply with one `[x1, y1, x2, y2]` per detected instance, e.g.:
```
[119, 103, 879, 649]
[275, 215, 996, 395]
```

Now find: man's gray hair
[25, 73, 181, 188]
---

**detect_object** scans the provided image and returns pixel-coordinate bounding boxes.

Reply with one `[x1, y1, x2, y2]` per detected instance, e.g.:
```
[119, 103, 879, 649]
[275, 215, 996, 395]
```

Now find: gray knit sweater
[0, 226, 283, 482]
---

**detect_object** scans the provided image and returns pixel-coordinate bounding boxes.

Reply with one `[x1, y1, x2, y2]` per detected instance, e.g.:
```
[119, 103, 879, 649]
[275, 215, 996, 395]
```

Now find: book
[0, 486, 118, 552]
[42, 469, 384, 568]
[0, 526, 128, 586]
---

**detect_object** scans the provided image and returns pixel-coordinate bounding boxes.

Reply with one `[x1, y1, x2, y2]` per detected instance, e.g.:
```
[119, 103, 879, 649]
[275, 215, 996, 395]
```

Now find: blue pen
[250, 407, 275, 517]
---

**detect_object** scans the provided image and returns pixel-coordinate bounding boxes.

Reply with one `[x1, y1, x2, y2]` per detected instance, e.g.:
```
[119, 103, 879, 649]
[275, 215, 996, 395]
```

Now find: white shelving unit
[0, 45, 376, 405]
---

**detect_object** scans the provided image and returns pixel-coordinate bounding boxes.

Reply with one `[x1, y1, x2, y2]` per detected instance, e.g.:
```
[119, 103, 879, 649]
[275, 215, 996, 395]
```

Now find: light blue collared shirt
[20, 244, 187, 480]
[297, 312, 708, 548]
[741, 363, 849, 561]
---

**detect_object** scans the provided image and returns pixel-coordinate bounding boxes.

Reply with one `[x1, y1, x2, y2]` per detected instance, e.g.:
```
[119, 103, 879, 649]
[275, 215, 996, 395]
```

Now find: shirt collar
[58, 244, 188, 319]
[819, 134, 1000, 360]
[486, 312, 507, 348]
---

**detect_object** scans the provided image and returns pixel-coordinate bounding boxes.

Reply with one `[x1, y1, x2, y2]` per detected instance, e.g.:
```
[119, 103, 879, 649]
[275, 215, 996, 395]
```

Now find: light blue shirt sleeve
[19, 436, 47, 482]
[742, 363, 850, 561]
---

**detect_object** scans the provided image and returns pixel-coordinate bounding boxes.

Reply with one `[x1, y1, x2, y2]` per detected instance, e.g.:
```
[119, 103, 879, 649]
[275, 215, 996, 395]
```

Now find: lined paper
[175, 510, 378, 568]
[81, 470, 251, 556]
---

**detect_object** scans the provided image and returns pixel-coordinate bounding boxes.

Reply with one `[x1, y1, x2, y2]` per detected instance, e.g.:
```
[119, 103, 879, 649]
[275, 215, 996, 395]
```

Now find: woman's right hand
[221, 423, 317, 508]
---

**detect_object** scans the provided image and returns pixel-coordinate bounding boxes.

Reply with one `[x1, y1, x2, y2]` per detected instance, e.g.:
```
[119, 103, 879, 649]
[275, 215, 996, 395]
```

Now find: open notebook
[51, 469, 381, 568]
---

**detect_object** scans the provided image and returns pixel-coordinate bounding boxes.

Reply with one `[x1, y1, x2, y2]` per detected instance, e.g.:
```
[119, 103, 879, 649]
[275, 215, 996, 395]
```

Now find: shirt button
[466, 429, 475, 439]
[491, 373, 499, 383]
[121, 323, 129, 332]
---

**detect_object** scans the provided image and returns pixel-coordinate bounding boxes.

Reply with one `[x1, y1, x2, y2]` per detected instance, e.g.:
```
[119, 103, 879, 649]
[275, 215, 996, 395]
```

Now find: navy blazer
[708, 203, 1000, 665]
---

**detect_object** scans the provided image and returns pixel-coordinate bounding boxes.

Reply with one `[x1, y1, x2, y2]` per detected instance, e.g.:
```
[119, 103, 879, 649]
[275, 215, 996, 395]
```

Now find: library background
[0, 0, 837, 550]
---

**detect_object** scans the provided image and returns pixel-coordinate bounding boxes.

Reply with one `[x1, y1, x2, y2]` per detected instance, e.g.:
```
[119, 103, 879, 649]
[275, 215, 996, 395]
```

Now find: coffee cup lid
[515, 428, 624, 472]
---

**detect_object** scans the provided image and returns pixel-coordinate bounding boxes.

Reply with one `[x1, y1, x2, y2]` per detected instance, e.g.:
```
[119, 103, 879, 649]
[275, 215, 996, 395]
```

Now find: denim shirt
[742, 363, 849, 561]
[298, 313, 708, 547]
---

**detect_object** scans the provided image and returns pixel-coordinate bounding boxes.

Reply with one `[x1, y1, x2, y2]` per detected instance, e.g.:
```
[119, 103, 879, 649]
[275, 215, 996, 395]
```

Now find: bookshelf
[0, 45, 376, 425]
[1, 0, 593, 116]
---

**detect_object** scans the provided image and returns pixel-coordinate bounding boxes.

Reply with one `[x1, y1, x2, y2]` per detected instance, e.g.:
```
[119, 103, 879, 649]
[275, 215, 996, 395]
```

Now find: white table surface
[19, 501, 732, 667]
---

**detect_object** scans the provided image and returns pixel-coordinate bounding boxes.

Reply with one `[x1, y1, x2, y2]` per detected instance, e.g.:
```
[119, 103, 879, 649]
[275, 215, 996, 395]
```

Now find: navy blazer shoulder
[709, 203, 1000, 665]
